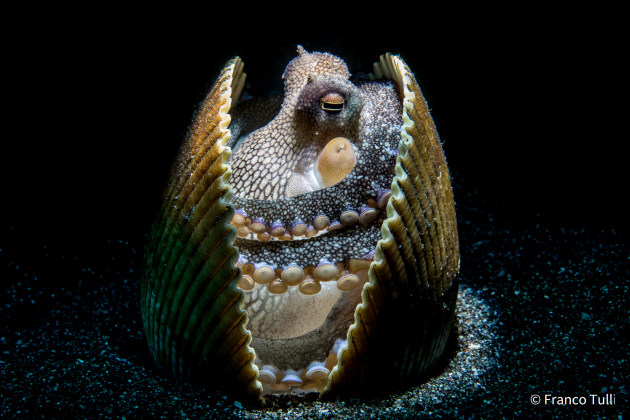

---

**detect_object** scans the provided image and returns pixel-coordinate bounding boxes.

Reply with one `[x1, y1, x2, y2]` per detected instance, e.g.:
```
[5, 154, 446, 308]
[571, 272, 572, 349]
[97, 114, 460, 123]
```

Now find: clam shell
[142, 52, 459, 402]
[141, 58, 261, 400]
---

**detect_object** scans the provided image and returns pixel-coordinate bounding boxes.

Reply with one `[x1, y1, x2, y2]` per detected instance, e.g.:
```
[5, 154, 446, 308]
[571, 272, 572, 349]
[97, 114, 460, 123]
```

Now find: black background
[2, 5, 626, 242]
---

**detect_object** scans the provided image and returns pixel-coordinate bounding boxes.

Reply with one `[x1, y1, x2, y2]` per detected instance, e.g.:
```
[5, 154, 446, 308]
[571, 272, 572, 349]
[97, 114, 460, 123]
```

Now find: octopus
[142, 46, 460, 403]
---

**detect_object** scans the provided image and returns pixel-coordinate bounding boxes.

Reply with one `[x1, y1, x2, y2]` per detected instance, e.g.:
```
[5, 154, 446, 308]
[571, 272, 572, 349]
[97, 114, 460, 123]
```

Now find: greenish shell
[141, 49, 460, 403]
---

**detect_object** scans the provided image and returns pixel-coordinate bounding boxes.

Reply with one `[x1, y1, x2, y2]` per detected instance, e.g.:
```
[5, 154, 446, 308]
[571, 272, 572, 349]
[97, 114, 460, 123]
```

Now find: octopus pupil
[320, 91, 345, 113]
[320, 100, 344, 112]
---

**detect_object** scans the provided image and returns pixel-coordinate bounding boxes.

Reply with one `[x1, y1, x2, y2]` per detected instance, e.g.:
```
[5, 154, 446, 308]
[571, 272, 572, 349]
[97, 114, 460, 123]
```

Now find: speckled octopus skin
[142, 47, 460, 403]
[229, 48, 401, 267]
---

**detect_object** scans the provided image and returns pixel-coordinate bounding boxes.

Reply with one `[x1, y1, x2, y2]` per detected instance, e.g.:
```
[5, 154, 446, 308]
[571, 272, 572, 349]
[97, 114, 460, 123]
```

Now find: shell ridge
[160, 207, 233, 375]
[142, 58, 260, 401]
[388, 181, 429, 292]
[192, 290, 243, 363]
[152, 63, 236, 365]
[151, 62, 234, 275]
[322, 55, 459, 399]
[174, 227, 238, 359]
[157, 169, 234, 366]
[147, 96, 231, 339]
[395, 142, 440, 292]
[185, 68, 229, 146]
[396, 56, 454, 295]
[401, 61, 458, 294]
[403, 104, 447, 267]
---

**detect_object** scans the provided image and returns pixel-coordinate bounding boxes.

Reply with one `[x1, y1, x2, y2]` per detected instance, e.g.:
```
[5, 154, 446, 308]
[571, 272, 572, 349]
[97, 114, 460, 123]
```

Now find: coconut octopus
[142, 46, 460, 403]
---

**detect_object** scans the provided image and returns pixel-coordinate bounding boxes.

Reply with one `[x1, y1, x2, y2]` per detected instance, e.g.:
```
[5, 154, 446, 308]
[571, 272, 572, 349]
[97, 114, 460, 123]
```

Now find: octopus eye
[320, 91, 345, 112]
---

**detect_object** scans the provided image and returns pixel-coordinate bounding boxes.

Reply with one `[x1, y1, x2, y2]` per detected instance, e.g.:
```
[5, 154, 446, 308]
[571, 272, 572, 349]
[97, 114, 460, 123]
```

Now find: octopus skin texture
[141, 46, 460, 403]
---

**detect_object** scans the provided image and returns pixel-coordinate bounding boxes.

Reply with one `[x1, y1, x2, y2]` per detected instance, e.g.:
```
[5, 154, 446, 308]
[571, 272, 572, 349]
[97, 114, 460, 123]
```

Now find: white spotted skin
[225, 48, 403, 377]
[229, 78, 401, 268]
[227, 50, 401, 267]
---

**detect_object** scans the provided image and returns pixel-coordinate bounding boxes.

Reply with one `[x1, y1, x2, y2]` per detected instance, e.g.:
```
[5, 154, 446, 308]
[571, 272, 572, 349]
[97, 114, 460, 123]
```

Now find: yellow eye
[320, 92, 345, 112]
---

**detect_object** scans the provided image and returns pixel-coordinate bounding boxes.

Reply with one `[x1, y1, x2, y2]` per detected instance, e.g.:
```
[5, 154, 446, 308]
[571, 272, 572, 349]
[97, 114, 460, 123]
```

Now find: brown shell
[141, 52, 459, 403]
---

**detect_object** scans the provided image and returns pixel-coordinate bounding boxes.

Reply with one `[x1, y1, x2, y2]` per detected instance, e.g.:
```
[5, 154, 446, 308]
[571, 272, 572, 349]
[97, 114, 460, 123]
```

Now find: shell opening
[224, 51, 408, 396]
[243, 264, 368, 394]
